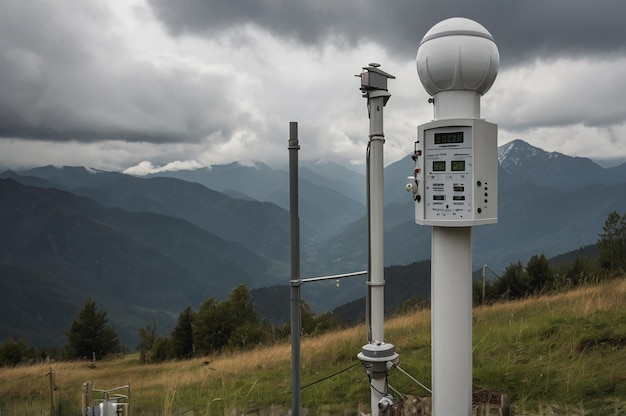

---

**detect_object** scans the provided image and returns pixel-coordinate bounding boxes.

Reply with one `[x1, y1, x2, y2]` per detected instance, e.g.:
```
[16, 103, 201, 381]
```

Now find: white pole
[429, 92, 478, 416]
[432, 90, 479, 416]
[369, 92, 385, 345]
[369, 92, 386, 416]
[357, 64, 396, 416]
[431, 226, 472, 415]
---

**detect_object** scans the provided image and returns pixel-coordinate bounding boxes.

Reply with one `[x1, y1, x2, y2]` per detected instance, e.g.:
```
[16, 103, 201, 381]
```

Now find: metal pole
[430, 90, 479, 416]
[369, 93, 385, 345]
[369, 93, 387, 416]
[431, 226, 472, 416]
[357, 64, 396, 416]
[288, 121, 302, 416]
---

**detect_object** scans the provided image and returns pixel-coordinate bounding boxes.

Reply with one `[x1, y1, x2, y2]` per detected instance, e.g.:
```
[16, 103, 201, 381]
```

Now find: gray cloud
[1, 0, 625, 169]
[147, 0, 626, 66]
[0, 0, 255, 144]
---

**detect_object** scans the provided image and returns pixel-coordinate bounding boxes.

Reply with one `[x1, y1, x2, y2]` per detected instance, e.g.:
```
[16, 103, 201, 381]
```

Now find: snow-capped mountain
[497, 139, 626, 190]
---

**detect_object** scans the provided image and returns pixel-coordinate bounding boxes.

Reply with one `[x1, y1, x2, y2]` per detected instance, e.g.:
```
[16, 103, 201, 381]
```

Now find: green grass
[1, 278, 625, 415]
[472, 280, 626, 415]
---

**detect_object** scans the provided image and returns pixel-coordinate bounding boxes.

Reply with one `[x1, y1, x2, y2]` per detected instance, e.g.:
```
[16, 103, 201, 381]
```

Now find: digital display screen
[432, 161, 446, 172]
[434, 131, 464, 145]
[451, 160, 466, 172]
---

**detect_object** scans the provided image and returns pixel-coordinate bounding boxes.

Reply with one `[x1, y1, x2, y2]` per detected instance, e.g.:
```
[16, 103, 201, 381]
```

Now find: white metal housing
[413, 118, 497, 226]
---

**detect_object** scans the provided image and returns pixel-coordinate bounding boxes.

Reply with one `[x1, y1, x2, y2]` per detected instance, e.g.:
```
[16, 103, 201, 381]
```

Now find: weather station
[407, 17, 500, 416]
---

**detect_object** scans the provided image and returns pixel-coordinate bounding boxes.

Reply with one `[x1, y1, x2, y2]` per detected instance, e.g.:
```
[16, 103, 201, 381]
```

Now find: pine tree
[193, 285, 263, 354]
[526, 253, 553, 293]
[225, 285, 258, 328]
[492, 261, 527, 299]
[171, 306, 195, 359]
[0, 337, 31, 366]
[224, 285, 262, 350]
[598, 211, 626, 271]
[65, 299, 121, 360]
[193, 297, 224, 354]
[150, 336, 171, 363]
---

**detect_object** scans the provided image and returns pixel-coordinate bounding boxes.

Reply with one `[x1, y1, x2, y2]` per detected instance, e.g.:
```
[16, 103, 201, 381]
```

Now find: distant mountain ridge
[147, 161, 365, 240]
[4, 166, 292, 263]
[0, 178, 274, 346]
[2, 138, 626, 347]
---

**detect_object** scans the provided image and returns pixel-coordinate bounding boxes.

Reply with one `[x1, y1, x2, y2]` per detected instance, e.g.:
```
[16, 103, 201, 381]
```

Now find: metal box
[413, 118, 498, 226]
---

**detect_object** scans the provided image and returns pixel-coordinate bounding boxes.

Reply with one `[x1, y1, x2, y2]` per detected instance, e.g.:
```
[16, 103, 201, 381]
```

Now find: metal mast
[356, 63, 399, 416]
[288, 121, 302, 416]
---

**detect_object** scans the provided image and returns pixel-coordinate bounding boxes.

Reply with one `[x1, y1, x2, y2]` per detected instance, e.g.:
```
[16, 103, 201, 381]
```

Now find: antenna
[356, 63, 399, 416]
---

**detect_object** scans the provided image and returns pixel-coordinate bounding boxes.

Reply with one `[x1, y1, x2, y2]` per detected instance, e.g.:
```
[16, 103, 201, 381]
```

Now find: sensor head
[416, 17, 499, 96]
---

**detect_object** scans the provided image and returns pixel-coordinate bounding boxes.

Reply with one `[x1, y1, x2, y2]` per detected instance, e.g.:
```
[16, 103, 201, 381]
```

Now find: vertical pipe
[288, 121, 302, 416]
[431, 226, 472, 416]
[429, 86, 478, 416]
[368, 94, 386, 416]
[369, 95, 385, 345]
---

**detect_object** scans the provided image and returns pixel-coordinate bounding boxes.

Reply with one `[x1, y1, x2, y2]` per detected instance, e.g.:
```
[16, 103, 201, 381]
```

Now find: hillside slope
[0, 179, 274, 346]
[1, 278, 624, 415]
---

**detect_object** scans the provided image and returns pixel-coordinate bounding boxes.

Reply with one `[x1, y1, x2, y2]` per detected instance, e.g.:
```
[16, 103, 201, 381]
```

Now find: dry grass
[1, 278, 625, 415]
[475, 278, 626, 315]
[0, 323, 372, 414]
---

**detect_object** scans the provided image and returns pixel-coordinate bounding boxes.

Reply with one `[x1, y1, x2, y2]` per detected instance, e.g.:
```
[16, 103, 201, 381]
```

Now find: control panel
[408, 118, 498, 226]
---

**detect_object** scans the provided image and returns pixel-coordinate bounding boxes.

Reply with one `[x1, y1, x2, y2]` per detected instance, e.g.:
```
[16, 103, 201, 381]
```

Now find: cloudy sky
[1, 0, 625, 173]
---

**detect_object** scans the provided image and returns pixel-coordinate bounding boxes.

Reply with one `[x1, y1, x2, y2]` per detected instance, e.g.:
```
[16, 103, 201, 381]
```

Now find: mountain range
[1, 139, 625, 347]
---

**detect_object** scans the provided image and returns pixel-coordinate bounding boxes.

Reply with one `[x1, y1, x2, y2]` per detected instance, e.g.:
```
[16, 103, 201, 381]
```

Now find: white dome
[416, 17, 499, 96]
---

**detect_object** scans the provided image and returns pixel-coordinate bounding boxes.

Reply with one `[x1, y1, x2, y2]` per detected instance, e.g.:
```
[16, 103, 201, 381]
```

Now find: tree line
[0, 285, 341, 366]
[2, 211, 626, 366]
[474, 210, 626, 304]
[136, 284, 342, 364]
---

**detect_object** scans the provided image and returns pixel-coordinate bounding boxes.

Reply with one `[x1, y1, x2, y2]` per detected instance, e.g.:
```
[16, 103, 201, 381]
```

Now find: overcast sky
[1, 0, 625, 173]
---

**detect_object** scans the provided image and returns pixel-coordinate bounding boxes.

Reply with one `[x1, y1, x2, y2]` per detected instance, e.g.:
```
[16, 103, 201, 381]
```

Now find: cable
[392, 363, 432, 394]
[484, 265, 502, 280]
[300, 362, 362, 390]
[368, 378, 386, 396]
[388, 384, 406, 401]
[485, 264, 525, 296]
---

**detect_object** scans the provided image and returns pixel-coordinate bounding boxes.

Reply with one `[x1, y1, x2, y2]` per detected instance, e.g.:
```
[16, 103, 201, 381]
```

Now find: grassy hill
[1, 278, 625, 415]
